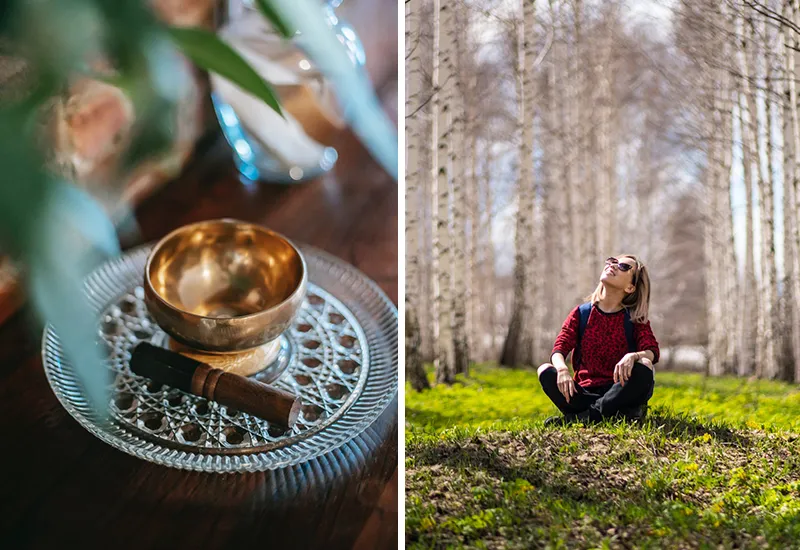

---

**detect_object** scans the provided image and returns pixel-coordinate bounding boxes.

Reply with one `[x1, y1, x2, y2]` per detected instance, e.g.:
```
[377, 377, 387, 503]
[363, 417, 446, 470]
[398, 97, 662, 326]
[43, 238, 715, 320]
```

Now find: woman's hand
[614, 353, 639, 386]
[556, 366, 576, 402]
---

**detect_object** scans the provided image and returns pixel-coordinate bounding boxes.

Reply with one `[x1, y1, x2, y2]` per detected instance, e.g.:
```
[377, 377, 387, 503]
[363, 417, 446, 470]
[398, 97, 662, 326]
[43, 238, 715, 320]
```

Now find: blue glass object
[211, 0, 366, 184]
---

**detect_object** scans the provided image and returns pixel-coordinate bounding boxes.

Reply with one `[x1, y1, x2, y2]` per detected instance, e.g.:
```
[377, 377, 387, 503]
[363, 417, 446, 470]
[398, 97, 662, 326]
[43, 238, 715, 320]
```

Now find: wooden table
[0, 78, 398, 550]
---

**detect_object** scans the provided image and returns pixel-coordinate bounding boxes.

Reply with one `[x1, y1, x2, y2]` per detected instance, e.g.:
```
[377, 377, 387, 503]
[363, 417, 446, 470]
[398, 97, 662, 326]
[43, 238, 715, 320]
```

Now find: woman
[538, 255, 659, 425]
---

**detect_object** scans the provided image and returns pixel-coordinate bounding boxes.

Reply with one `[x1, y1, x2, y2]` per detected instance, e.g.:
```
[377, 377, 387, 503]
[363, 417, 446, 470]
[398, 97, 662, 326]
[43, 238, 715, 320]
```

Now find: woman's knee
[632, 361, 654, 382]
[537, 363, 555, 377]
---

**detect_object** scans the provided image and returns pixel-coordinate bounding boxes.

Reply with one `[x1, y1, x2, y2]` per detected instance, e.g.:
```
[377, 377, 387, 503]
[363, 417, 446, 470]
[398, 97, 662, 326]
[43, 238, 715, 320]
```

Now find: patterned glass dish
[42, 243, 397, 472]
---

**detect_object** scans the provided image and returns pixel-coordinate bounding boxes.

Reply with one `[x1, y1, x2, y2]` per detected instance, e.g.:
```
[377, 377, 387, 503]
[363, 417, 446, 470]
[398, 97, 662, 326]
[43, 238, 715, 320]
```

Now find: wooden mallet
[130, 342, 301, 430]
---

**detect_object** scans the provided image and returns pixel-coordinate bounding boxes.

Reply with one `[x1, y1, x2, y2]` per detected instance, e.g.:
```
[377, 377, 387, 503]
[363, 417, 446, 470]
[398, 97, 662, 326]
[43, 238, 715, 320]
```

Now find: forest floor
[405, 365, 800, 549]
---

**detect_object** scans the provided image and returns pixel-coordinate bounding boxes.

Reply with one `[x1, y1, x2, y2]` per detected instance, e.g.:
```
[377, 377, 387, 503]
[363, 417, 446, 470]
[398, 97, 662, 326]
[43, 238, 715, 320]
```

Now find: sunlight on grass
[406, 364, 800, 549]
[406, 363, 800, 434]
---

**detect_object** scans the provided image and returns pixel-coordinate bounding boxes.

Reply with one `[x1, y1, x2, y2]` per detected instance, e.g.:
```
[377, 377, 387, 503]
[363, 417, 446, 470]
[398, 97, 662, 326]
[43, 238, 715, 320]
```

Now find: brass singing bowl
[144, 219, 307, 353]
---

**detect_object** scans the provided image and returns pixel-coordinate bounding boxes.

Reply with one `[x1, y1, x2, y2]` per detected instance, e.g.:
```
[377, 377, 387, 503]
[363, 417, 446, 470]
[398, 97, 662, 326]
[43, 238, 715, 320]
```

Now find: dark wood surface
[0, 23, 399, 548]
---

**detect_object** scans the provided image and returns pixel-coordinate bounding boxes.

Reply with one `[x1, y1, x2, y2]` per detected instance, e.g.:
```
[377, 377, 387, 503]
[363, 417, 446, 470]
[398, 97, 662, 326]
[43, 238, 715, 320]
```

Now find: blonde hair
[584, 254, 651, 323]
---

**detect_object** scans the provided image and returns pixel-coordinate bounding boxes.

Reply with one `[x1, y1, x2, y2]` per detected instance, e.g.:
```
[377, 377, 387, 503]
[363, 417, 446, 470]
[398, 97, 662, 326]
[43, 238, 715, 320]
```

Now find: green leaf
[167, 26, 284, 118]
[0, 106, 118, 420]
[254, 0, 296, 39]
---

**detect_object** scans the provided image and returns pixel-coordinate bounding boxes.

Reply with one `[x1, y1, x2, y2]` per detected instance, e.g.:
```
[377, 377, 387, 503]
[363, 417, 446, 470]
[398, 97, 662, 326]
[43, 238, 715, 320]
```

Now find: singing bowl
[144, 219, 307, 353]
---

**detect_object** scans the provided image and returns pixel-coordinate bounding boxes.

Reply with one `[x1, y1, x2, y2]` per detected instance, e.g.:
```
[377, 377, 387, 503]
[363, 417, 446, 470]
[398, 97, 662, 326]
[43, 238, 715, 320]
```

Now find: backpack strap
[623, 308, 637, 354]
[573, 302, 593, 369]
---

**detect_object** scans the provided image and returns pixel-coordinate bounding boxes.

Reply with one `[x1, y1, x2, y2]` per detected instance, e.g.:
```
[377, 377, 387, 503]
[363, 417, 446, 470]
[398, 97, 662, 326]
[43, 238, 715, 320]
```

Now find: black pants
[539, 363, 654, 421]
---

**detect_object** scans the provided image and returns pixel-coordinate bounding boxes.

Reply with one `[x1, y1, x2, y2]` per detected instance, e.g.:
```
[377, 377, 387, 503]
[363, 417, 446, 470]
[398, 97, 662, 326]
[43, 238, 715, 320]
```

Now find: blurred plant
[0, 0, 397, 422]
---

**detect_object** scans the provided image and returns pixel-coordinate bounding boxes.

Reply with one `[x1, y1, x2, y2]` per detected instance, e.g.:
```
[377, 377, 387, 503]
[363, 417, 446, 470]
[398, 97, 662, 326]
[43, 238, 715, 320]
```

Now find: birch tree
[482, 143, 498, 359]
[405, 0, 430, 391]
[451, 3, 470, 376]
[787, 0, 800, 381]
[719, 1, 741, 374]
[736, 9, 758, 376]
[501, 1, 537, 367]
[433, 0, 455, 384]
[758, 15, 780, 378]
[741, 16, 776, 377]
[467, 113, 479, 361]
[432, 0, 456, 384]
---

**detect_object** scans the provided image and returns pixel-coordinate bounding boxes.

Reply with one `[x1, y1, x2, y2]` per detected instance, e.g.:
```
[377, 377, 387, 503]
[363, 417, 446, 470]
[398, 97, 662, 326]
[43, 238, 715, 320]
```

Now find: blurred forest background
[405, 0, 800, 387]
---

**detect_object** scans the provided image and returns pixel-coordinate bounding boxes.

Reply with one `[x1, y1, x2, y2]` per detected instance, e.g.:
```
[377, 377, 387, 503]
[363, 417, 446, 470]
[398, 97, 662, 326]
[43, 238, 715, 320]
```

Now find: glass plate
[42, 243, 397, 472]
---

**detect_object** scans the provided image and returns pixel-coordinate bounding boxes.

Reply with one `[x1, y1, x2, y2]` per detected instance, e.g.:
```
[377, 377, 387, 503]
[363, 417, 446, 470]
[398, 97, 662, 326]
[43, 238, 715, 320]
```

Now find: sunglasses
[605, 257, 634, 272]
[605, 257, 640, 285]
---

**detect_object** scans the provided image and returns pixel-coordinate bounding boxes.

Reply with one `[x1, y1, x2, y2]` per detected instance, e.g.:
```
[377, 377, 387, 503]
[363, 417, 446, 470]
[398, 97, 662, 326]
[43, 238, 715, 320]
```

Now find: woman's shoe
[544, 411, 591, 426]
[544, 414, 572, 426]
[619, 403, 648, 421]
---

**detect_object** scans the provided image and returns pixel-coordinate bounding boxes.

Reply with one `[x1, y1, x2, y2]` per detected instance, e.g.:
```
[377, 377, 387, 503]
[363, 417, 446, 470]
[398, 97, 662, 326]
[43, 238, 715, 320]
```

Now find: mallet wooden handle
[130, 342, 301, 429]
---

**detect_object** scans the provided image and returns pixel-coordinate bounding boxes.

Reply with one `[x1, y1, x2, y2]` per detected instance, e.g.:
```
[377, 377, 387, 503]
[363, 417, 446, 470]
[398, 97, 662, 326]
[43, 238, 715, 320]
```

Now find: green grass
[406, 364, 800, 549]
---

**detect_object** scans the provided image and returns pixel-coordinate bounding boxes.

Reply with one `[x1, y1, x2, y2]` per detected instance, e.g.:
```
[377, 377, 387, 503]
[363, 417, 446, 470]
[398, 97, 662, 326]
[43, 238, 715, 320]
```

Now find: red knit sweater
[551, 304, 660, 388]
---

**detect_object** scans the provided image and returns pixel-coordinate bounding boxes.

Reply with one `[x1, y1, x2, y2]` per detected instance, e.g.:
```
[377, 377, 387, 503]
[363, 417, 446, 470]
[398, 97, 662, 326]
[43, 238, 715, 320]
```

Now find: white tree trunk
[715, 0, 739, 374]
[451, 4, 470, 376]
[432, 0, 455, 384]
[743, 17, 776, 378]
[483, 145, 497, 359]
[405, 0, 429, 391]
[736, 10, 758, 376]
[576, 1, 598, 289]
[788, 0, 800, 380]
[720, 88, 739, 373]
[780, 0, 795, 378]
[571, 0, 590, 294]
[564, 5, 580, 307]
[760, 21, 780, 379]
[705, 80, 724, 376]
[419, 112, 435, 363]
[467, 120, 480, 360]
[524, 0, 543, 360]
[501, 3, 536, 367]
[549, 0, 575, 323]
[597, 19, 615, 262]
